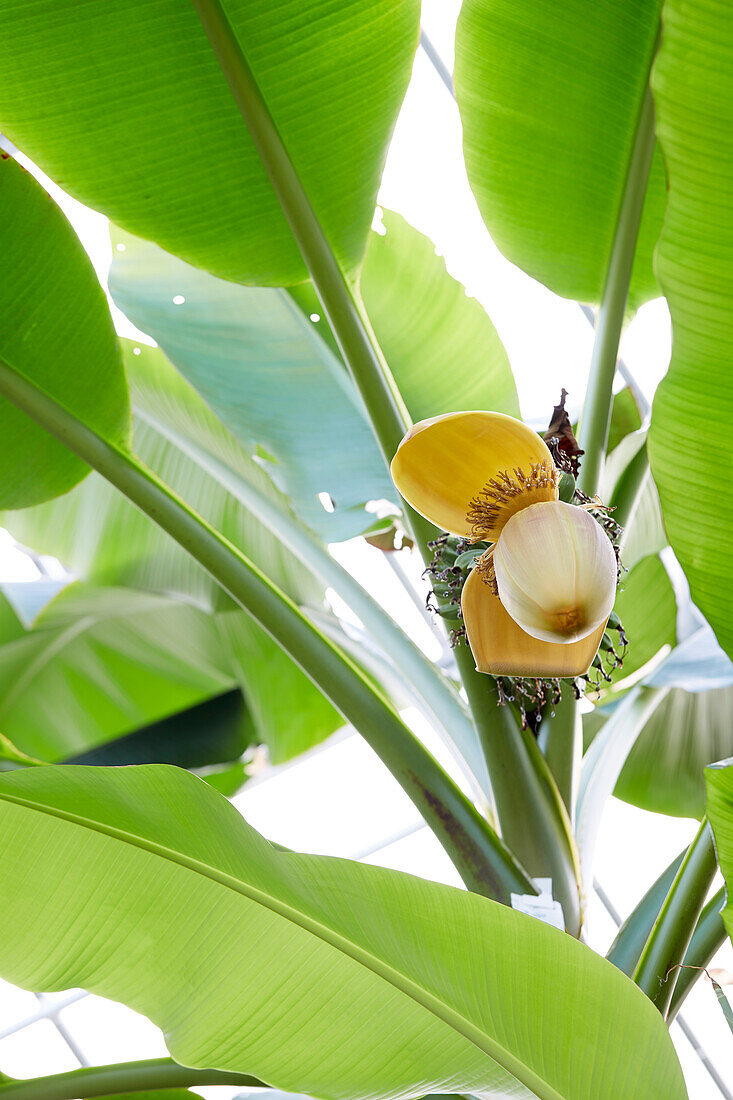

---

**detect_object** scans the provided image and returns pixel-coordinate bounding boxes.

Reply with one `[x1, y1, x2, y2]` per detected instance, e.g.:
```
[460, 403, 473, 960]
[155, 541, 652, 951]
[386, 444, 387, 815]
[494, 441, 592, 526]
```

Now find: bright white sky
[0, 4, 731, 1098]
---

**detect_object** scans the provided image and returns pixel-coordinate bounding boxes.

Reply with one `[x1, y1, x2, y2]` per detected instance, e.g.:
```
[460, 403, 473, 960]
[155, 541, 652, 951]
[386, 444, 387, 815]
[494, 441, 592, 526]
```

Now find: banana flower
[391, 411, 617, 677]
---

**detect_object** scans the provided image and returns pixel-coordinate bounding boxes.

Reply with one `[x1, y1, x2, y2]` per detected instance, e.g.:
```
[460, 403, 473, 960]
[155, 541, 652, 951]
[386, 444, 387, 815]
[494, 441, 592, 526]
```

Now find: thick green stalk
[0, 356, 531, 902]
[191, 0, 411, 467]
[0, 1058, 263, 1099]
[461, 671, 582, 936]
[633, 819, 718, 1014]
[536, 686, 581, 815]
[667, 888, 728, 1022]
[191, 0, 576, 908]
[577, 87, 657, 496]
[136, 406, 483, 795]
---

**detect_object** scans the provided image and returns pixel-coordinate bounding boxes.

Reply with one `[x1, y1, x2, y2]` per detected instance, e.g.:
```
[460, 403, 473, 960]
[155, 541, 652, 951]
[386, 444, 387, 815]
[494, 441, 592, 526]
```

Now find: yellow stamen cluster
[473, 546, 498, 593]
[467, 461, 559, 542]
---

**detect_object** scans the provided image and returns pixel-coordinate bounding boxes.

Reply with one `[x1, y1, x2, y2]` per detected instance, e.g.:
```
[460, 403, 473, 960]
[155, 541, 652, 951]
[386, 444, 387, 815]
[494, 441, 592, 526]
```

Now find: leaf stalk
[667, 887, 728, 1022]
[577, 86, 657, 496]
[633, 818, 718, 1014]
[136, 406, 483, 795]
[191, 0, 581, 914]
[0, 354, 530, 902]
[191, 0, 411, 466]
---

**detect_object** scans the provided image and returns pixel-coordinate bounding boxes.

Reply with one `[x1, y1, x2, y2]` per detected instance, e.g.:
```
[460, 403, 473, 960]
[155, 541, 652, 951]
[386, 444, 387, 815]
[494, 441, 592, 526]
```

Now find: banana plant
[0, 0, 730, 1096]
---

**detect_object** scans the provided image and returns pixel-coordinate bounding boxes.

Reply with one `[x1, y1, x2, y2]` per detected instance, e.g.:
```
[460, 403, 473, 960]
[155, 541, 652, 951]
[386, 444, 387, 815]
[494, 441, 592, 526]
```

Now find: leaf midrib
[0, 781, 563, 1100]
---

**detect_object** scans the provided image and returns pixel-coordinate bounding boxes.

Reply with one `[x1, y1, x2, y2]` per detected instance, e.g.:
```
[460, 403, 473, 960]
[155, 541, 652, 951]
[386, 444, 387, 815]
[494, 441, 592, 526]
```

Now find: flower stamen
[552, 607, 586, 636]
[473, 545, 498, 593]
[467, 461, 559, 541]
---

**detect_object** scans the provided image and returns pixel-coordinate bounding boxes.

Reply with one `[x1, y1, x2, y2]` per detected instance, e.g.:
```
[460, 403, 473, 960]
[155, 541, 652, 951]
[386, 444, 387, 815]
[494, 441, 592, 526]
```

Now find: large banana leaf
[1, 343, 342, 762]
[109, 232, 391, 539]
[585, 628, 733, 818]
[0, 584, 236, 762]
[65, 689, 250, 772]
[359, 212, 518, 420]
[108, 213, 517, 538]
[577, 687, 668, 887]
[0, 153, 129, 507]
[214, 609, 340, 765]
[648, 0, 733, 661]
[600, 431, 667, 571]
[454, 0, 666, 305]
[0, 1, 419, 285]
[3, 342, 324, 613]
[0, 765, 686, 1098]
[615, 685, 733, 819]
[610, 554, 676, 684]
[618, 470, 667, 571]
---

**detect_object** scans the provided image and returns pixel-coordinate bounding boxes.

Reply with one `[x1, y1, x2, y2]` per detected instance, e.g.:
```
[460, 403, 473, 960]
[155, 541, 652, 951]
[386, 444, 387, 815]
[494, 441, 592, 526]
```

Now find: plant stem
[192, 0, 577, 910]
[577, 86, 657, 496]
[460, 669, 582, 936]
[606, 849, 686, 976]
[191, 0, 411, 468]
[536, 687, 581, 815]
[136, 406, 484, 797]
[0, 355, 530, 903]
[667, 887, 728, 1023]
[0, 1058, 263, 1099]
[633, 818, 718, 1014]
[190, 1, 443, 563]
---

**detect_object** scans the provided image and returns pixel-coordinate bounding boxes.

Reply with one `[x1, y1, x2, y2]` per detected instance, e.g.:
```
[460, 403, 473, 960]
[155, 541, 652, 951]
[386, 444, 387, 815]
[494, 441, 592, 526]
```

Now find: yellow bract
[390, 411, 557, 539]
[461, 568, 607, 677]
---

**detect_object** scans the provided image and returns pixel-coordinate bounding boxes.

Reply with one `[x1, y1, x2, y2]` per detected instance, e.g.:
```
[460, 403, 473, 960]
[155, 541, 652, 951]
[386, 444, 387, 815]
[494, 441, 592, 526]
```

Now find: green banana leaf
[64, 689, 250, 772]
[360, 212, 518, 421]
[0, 584, 236, 762]
[648, 0, 733, 661]
[606, 389, 643, 454]
[109, 231, 391, 539]
[0, 153, 129, 507]
[3, 342, 323, 614]
[108, 212, 517, 538]
[705, 760, 733, 948]
[1, 342, 367, 762]
[577, 686, 668, 887]
[599, 430, 667, 571]
[618, 470, 667, 572]
[610, 554, 676, 685]
[454, 0, 665, 305]
[0, 764, 686, 1099]
[615, 684, 733, 819]
[214, 609, 338, 766]
[86, 1093, 194, 1100]
[0, 0, 419, 285]
[587, 628, 733, 818]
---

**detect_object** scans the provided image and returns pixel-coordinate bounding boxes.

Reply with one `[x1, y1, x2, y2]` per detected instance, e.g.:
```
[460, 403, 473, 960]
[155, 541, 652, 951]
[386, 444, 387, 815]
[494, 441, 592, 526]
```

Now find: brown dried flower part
[543, 388, 584, 476]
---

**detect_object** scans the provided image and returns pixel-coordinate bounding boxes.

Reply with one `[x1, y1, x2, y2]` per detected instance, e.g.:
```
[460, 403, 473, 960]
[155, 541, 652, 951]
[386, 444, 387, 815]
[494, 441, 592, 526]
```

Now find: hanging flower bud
[492, 501, 617, 644]
[390, 410, 619, 677]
